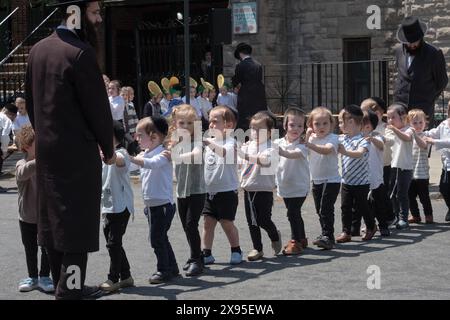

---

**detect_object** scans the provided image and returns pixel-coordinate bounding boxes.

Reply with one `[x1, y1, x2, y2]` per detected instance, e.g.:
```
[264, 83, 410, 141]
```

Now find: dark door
[343, 38, 371, 106]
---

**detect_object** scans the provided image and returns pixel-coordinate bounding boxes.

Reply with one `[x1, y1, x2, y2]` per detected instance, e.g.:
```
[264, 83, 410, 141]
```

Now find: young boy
[355, 110, 391, 236]
[337, 105, 376, 242]
[16, 125, 54, 293]
[131, 116, 178, 284]
[202, 106, 243, 265]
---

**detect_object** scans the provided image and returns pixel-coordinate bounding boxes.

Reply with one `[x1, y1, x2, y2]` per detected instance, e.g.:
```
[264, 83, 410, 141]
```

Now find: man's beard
[75, 16, 99, 51]
[405, 39, 423, 55]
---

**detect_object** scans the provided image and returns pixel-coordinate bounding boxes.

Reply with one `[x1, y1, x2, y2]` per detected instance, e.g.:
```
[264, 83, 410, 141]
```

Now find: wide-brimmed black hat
[47, 0, 98, 7]
[234, 42, 252, 60]
[397, 16, 428, 43]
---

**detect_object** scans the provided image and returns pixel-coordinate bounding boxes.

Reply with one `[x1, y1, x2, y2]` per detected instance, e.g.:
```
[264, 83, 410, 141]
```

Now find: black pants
[19, 220, 50, 278]
[353, 184, 390, 230]
[177, 194, 206, 261]
[439, 170, 450, 211]
[408, 179, 433, 217]
[312, 182, 340, 240]
[283, 197, 306, 241]
[0, 148, 3, 173]
[45, 247, 88, 300]
[383, 165, 394, 221]
[103, 210, 131, 283]
[244, 191, 279, 252]
[341, 184, 374, 234]
[146, 203, 178, 274]
[390, 168, 412, 221]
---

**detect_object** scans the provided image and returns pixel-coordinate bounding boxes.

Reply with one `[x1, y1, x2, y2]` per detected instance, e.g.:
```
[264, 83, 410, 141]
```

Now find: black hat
[151, 116, 169, 136]
[397, 16, 428, 43]
[234, 42, 252, 60]
[47, 0, 98, 7]
[4, 103, 18, 114]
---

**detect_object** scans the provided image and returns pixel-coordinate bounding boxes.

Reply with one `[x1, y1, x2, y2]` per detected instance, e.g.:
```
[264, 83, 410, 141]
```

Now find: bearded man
[394, 16, 448, 126]
[25, 0, 115, 300]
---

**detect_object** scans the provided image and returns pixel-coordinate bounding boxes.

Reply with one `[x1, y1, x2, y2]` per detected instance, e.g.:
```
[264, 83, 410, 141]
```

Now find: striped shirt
[412, 132, 430, 179]
[341, 134, 370, 186]
[124, 103, 139, 135]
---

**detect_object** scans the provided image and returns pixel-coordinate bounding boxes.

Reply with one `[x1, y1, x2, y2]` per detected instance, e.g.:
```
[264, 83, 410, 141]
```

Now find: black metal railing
[0, 4, 58, 104]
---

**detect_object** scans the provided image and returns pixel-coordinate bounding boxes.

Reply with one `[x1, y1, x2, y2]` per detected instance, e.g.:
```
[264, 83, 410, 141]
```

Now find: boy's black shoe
[315, 236, 335, 250]
[379, 228, 390, 237]
[445, 211, 450, 222]
[183, 259, 195, 271]
[186, 261, 203, 277]
[82, 285, 104, 300]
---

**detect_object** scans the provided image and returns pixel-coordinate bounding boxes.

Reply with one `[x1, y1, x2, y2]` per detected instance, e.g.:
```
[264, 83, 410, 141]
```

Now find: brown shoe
[362, 226, 377, 241]
[408, 215, 421, 224]
[336, 232, 351, 243]
[425, 215, 434, 224]
[299, 238, 308, 249]
[282, 240, 302, 255]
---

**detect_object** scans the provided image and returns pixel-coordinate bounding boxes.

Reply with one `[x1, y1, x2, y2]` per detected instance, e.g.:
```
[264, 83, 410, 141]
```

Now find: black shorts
[202, 190, 239, 221]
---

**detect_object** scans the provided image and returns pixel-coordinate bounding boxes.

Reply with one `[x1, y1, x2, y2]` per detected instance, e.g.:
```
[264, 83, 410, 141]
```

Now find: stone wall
[226, 0, 450, 113]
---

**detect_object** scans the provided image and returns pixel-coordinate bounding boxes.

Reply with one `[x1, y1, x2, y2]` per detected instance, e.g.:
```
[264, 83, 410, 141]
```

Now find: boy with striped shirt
[337, 105, 376, 243]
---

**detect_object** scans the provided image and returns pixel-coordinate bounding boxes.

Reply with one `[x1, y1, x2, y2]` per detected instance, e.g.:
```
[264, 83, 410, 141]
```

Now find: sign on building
[232, 1, 257, 34]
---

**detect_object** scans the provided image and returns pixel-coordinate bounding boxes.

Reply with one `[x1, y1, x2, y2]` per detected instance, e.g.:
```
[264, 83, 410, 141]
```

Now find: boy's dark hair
[363, 110, 379, 130]
[388, 102, 408, 117]
[112, 120, 125, 148]
[4, 103, 18, 114]
[343, 104, 364, 124]
[151, 115, 169, 136]
[369, 97, 387, 112]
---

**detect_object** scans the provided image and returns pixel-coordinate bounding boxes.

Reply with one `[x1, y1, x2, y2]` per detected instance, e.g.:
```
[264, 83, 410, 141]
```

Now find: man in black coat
[394, 16, 448, 126]
[232, 43, 267, 131]
[26, 0, 115, 299]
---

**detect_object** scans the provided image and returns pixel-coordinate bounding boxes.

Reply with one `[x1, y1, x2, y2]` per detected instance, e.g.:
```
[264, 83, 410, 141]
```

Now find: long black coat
[25, 29, 114, 253]
[232, 57, 267, 130]
[394, 42, 448, 117]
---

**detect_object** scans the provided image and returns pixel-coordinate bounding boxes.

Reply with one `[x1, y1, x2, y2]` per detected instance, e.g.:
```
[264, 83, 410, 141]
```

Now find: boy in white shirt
[202, 106, 242, 265]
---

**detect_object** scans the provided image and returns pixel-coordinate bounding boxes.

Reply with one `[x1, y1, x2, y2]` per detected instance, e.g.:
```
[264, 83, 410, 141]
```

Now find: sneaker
[100, 279, 121, 292]
[19, 277, 38, 292]
[119, 276, 134, 289]
[396, 220, 409, 230]
[446, 210, 450, 222]
[271, 230, 282, 255]
[247, 249, 264, 261]
[379, 228, 390, 237]
[315, 236, 335, 250]
[312, 235, 323, 246]
[388, 216, 399, 227]
[362, 226, 377, 241]
[282, 240, 302, 255]
[38, 276, 55, 293]
[408, 215, 421, 224]
[203, 255, 215, 265]
[186, 261, 203, 277]
[183, 259, 194, 271]
[149, 271, 171, 284]
[336, 232, 352, 243]
[230, 252, 243, 265]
